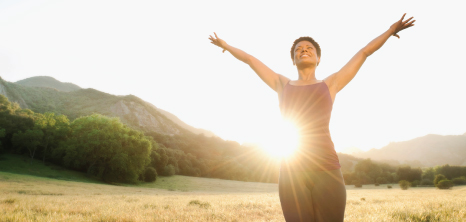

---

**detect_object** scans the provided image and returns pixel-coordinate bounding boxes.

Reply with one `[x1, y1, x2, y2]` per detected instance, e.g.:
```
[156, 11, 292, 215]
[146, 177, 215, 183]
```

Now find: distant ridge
[15, 76, 81, 92]
[352, 133, 466, 167]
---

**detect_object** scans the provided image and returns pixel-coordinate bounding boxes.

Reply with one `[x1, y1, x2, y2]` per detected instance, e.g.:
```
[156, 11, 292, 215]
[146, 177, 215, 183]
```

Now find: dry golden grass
[345, 185, 466, 221]
[1, 172, 466, 222]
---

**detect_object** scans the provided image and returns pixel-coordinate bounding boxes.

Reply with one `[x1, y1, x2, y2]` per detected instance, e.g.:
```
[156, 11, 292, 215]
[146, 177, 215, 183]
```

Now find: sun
[258, 119, 300, 159]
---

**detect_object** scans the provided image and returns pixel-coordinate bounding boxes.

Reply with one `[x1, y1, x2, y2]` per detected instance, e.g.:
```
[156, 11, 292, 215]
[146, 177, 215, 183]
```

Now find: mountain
[15, 76, 81, 92]
[0, 76, 214, 137]
[340, 146, 363, 155]
[351, 133, 466, 167]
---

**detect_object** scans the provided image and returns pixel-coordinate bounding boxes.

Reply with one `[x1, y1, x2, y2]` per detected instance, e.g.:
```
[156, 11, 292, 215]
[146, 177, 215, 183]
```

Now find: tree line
[342, 158, 466, 187]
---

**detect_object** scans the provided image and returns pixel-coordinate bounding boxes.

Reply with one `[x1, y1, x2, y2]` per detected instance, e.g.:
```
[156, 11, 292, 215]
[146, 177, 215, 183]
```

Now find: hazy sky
[0, 0, 465, 152]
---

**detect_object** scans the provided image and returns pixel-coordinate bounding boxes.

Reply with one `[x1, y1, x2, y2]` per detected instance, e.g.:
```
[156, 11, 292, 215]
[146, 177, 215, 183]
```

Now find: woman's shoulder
[276, 74, 291, 88]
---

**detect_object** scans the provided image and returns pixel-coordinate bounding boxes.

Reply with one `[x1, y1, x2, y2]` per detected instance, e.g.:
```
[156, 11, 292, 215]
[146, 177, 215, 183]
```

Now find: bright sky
[0, 0, 465, 152]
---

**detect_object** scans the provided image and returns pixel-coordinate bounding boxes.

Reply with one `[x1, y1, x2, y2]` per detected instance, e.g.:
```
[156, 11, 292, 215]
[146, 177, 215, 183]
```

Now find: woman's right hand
[208, 32, 287, 93]
[390, 13, 415, 39]
[209, 32, 228, 53]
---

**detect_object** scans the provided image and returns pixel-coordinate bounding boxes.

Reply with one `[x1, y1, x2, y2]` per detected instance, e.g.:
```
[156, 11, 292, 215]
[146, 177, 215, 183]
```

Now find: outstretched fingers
[402, 20, 415, 30]
[402, 17, 414, 26]
[392, 14, 416, 38]
[400, 19, 415, 31]
[209, 32, 227, 53]
[209, 34, 219, 45]
[406, 20, 416, 27]
[399, 13, 406, 22]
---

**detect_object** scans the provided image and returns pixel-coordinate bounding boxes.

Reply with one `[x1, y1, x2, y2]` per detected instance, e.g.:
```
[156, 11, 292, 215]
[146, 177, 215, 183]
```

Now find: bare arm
[209, 33, 288, 92]
[325, 14, 415, 94]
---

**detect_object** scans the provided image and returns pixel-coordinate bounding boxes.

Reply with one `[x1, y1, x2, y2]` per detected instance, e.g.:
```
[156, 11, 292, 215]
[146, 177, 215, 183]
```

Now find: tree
[12, 129, 44, 164]
[368, 166, 383, 182]
[397, 166, 411, 181]
[376, 177, 388, 184]
[163, 164, 176, 176]
[391, 172, 399, 183]
[144, 167, 157, 182]
[151, 149, 168, 174]
[422, 168, 435, 181]
[62, 114, 151, 183]
[355, 159, 373, 173]
[434, 174, 447, 186]
[354, 159, 385, 183]
[34, 112, 71, 163]
[0, 95, 35, 150]
[434, 165, 466, 180]
[397, 165, 421, 182]
[0, 128, 5, 150]
[452, 176, 466, 185]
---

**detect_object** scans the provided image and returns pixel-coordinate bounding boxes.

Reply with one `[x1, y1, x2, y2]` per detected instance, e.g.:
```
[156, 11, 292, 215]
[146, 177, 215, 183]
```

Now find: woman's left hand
[390, 13, 415, 38]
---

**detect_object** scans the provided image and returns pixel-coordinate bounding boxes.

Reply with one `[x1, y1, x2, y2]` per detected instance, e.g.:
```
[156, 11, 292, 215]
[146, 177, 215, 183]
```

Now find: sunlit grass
[0, 172, 282, 221]
[1, 171, 466, 221]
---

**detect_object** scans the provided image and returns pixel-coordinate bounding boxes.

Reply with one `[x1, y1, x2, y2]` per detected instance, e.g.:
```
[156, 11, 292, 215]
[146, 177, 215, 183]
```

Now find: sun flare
[259, 119, 300, 158]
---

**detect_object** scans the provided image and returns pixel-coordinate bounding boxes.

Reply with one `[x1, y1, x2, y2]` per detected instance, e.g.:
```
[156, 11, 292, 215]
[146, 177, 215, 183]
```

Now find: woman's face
[293, 41, 320, 67]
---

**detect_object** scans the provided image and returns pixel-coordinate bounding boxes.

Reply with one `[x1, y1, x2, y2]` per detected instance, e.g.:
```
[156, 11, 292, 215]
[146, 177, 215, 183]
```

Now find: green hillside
[2, 76, 215, 137]
[0, 76, 183, 135]
[15, 76, 81, 92]
[0, 154, 101, 184]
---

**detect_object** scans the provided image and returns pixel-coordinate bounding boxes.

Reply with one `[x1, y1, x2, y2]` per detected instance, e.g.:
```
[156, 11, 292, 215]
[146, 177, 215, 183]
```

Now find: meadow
[1, 155, 466, 222]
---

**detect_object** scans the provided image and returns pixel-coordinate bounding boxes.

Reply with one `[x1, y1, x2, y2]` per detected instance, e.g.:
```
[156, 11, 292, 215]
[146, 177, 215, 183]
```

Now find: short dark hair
[290, 37, 321, 63]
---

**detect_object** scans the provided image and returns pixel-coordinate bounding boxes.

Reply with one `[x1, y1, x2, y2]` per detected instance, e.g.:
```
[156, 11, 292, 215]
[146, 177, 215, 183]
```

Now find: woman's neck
[297, 66, 317, 81]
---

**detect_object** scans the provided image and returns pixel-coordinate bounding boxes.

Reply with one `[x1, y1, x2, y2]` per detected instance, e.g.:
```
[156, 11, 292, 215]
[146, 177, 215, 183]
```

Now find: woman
[209, 14, 415, 222]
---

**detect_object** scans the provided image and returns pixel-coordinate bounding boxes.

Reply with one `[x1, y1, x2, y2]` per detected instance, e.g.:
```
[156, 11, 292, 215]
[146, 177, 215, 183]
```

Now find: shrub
[374, 183, 379, 186]
[144, 167, 157, 182]
[188, 200, 211, 209]
[3, 198, 16, 204]
[399, 180, 410, 190]
[452, 176, 466, 185]
[353, 180, 362, 188]
[434, 174, 446, 186]
[163, 164, 176, 176]
[411, 180, 420, 187]
[421, 178, 434, 185]
[387, 185, 392, 189]
[436, 180, 453, 189]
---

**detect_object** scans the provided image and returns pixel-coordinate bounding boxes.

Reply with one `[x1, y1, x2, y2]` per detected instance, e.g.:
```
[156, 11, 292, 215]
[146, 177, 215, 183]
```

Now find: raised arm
[209, 33, 289, 92]
[325, 14, 415, 94]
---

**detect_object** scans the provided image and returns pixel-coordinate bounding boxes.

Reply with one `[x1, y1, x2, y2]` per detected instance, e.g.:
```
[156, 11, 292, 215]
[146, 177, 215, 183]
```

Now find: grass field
[1, 154, 466, 221]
